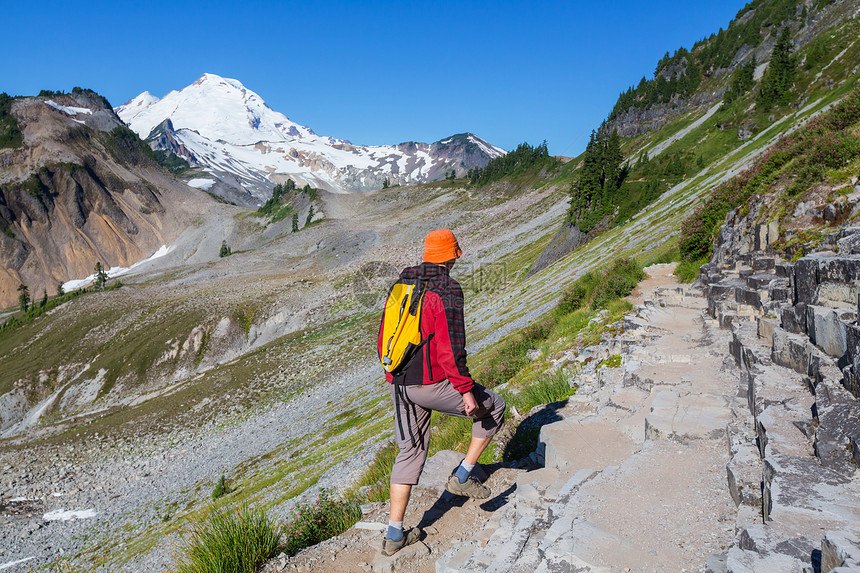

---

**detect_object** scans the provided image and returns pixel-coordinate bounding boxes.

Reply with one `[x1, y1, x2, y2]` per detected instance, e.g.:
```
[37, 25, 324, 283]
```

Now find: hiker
[377, 228, 506, 556]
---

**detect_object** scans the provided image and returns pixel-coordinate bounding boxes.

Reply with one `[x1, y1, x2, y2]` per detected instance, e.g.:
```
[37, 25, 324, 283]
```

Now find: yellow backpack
[380, 278, 429, 375]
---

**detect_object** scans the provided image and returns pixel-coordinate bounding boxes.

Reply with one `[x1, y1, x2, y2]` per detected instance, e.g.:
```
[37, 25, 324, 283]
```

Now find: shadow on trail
[480, 482, 516, 512]
[416, 491, 468, 530]
[414, 400, 568, 530]
[502, 399, 567, 461]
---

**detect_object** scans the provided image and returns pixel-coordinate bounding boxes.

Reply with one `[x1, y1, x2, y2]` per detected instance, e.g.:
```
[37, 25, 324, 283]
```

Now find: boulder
[805, 305, 848, 359]
[771, 327, 813, 375]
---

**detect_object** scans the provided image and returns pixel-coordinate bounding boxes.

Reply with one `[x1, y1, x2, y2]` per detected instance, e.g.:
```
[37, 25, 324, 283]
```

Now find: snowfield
[116, 73, 505, 195]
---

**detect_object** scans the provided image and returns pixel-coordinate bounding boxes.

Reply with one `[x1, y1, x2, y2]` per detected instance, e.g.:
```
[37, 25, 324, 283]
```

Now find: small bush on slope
[281, 489, 362, 555]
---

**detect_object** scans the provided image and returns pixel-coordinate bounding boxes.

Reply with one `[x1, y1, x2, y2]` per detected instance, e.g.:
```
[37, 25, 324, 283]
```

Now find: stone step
[756, 316, 779, 346]
[726, 524, 812, 572]
[762, 452, 858, 531]
[752, 257, 776, 272]
[644, 389, 730, 441]
[812, 375, 860, 473]
[822, 531, 860, 573]
[775, 262, 792, 279]
[780, 303, 807, 335]
[806, 305, 855, 360]
[768, 282, 791, 304]
[746, 273, 777, 291]
[539, 415, 636, 474]
[793, 254, 860, 308]
[771, 327, 815, 376]
[731, 321, 773, 371]
[726, 419, 763, 509]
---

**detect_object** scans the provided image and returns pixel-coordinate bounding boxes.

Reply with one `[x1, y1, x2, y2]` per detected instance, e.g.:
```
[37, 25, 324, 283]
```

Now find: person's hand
[462, 391, 478, 416]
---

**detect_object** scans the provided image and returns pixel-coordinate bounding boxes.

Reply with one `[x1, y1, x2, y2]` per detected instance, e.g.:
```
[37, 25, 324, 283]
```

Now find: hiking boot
[445, 474, 491, 499]
[380, 527, 422, 557]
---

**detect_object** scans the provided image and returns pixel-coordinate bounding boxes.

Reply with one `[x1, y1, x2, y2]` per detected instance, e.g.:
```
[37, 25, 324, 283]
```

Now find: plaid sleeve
[441, 279, 472, 382]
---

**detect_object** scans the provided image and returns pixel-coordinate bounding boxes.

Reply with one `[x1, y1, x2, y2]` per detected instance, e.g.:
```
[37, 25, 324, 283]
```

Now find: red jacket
[378, 263, 474, 394]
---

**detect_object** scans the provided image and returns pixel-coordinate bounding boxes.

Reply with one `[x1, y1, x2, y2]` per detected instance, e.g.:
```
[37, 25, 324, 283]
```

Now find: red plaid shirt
[378, 262, 474, 393]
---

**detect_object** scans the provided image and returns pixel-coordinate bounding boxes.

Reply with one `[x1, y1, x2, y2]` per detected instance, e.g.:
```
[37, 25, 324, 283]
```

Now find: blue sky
[3, 1, 744, 156]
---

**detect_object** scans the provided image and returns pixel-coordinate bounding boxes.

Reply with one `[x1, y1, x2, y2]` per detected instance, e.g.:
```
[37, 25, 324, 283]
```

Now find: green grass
[640, 241, 681, 267]
[348, 442, 398, 503]
[498, 371, 575, 462]
[0, 286, 94, 337]
[674, 258, 708, 283]
[502, 371, 574, 414]
[174, 502, 283, 573]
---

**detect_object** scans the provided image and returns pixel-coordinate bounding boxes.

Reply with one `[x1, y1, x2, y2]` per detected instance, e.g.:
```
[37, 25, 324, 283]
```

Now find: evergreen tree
[603, 130, 625, 192]
[569, 127, 629, 232]
[725, 56, 757, 104]
[757, 27, 796, 110]
[40, 289, 47, 308]
[305, 205, 315, 226]
[292, 212, 299, 233]
[56, 282, 65, 297]
[94, 262, 108, 290]
[382, 178, 390, 189]
[219, 240, 231, 258]
[17, 283, 29, 312]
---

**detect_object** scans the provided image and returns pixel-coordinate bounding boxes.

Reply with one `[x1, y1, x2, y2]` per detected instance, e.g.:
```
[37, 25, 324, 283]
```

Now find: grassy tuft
[174, 502, 283, 573]
[674, 257, 708, 283]
[349, 442, 398, 502]
[503, 371, 574, 414]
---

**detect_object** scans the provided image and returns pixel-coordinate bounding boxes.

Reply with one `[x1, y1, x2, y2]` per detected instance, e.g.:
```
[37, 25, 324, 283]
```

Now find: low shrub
[211, 474, 232, 500]
[555, 284, 586, 316]
[591, 258, 645, 309]
[174, 503, 282, 573]
[281, 489, 362, 555]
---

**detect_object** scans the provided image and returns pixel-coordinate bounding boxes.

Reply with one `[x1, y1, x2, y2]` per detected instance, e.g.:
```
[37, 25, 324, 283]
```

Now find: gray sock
[386, 520, 403, 541]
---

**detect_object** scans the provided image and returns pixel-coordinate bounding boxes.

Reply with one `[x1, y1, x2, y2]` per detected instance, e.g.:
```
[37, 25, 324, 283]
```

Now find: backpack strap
[393, 373, 417, 448]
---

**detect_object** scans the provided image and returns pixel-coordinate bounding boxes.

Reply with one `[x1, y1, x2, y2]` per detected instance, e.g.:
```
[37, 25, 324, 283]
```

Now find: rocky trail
[266, 259, 860, 573]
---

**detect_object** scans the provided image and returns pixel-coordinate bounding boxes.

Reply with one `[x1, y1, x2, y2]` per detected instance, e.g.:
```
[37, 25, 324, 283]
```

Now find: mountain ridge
[116, 73, 506, 200]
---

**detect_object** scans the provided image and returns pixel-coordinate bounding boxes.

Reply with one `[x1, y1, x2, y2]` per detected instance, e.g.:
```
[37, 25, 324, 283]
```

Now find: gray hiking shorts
[389, 380, 506, 485]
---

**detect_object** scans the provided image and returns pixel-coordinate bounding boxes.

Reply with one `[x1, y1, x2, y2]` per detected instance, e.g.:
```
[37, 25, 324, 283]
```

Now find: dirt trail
[267, 264, 739, 573]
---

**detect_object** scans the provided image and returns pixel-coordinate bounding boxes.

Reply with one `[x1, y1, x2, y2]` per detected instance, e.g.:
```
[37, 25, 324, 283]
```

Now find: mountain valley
[3, 0, 860, 571]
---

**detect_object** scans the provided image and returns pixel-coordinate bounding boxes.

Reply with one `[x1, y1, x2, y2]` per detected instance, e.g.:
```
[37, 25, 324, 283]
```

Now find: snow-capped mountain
[116, 73, 506, 202]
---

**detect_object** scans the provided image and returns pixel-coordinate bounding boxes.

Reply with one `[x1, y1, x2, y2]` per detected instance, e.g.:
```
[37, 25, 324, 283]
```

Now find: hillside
[546, 0, 860, 267]
[0, 88, 220, 309]
[2, 0, 860, 571]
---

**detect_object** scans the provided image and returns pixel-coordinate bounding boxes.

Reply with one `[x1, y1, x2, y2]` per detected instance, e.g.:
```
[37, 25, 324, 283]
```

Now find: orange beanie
[423, 229, 462, 263]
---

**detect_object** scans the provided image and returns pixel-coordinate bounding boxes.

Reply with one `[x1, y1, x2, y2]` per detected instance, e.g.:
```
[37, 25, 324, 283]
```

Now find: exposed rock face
[526, 220, 586, 277]
[145, 118, 194, 162]
[606, 1, 844, 139]
[0, 93, 213, 308]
